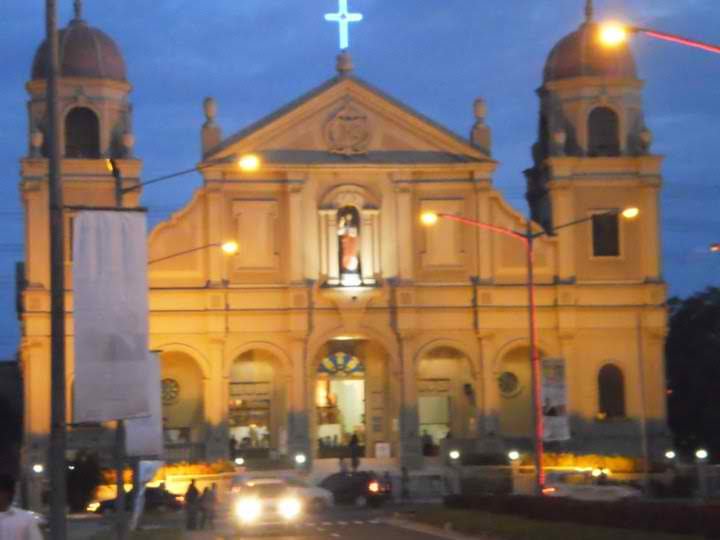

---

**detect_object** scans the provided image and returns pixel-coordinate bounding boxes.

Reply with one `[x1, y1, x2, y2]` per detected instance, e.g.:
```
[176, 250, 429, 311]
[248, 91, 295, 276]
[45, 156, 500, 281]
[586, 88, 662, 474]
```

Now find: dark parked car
[319, 472, 391, 508]
[96, 487, 183, 514]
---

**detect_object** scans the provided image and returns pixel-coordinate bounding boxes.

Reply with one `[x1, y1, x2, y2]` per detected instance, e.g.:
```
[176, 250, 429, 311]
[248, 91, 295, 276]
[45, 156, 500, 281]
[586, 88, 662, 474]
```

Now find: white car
[231, 477, 334, 512]
[284, 477, 335, 511]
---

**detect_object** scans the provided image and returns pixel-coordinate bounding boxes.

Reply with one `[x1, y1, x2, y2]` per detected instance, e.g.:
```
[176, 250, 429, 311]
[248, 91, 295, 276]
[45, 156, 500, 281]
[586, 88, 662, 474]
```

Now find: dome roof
[544, 22, 637, 83]
[31, 18, 127, 82]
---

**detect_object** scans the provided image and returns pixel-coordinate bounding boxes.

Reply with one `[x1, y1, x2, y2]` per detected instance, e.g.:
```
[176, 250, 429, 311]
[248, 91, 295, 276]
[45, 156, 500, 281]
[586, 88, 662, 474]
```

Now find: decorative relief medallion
[324, 100, 371, 155]
[161, 378, 180, 405]
[498, 371, 521, 398]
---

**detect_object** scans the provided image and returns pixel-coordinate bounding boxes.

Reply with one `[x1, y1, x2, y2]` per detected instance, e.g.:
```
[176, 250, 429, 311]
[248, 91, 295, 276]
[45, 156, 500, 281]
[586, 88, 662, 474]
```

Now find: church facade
[19, 5, 669, 473]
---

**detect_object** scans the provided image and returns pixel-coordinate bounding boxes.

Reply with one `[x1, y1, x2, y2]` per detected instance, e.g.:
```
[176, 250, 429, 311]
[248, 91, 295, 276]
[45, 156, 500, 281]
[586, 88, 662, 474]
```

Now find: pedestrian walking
[0, 474, 43, 540]
[199, 484, 217, 530]
[349, 433, 361, 472]
[184, 479, 199, 530]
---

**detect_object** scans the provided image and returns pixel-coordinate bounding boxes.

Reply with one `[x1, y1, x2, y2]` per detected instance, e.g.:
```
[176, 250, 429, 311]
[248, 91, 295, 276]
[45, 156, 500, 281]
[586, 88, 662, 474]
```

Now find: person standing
[0, 474, 43, 540]
[349, 433, 361, 473]
[184, 479, 199, 530]
[401, 466, 411, 502]
[206, 484, 217, 530]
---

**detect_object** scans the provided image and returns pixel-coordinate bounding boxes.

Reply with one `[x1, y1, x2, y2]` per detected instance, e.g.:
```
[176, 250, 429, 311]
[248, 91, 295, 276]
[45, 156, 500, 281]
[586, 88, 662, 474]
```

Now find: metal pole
[114, 421, 127, 540]
[113, 166, 127, 540]
[46, 0, 68, 537]
[526, 224, 544, 495]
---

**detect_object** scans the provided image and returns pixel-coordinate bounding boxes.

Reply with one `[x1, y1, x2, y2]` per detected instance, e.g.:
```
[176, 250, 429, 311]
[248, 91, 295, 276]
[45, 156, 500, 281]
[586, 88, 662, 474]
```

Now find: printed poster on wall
[73, 211, 150, 423]
[542, 358, 570, 441]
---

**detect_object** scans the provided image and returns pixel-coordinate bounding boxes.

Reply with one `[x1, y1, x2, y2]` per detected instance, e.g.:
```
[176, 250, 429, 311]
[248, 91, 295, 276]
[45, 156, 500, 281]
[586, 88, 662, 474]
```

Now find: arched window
[337, 206, 362, 286]
[65, 107, 100, 158]
[588, 107, 620, 157]
[598, 364, 625, 419]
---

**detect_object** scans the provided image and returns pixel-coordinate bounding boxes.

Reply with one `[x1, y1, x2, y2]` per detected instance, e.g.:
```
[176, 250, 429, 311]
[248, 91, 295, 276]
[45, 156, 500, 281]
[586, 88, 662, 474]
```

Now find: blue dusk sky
[0, 1, 718, 359]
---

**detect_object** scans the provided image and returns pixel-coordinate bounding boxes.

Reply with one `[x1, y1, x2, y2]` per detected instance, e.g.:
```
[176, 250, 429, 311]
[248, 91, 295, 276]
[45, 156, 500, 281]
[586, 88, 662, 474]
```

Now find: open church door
[315, 352, 366, 458]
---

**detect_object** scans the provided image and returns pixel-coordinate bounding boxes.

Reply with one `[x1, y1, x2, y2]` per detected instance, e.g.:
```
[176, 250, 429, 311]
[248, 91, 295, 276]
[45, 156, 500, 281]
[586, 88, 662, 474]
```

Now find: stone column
[206, 188, 225, 286]
[288, 187, 305, 283]
[398, 336, 422, 469]
[396, 188, 414, 281]
[554, 186, 576, 282]
[288, 339, 311, 461]
[360, 209, 379, 284]
[204, 338, 227, 460]
[318, 210, 333, 279]
[327, 211, 340, 286]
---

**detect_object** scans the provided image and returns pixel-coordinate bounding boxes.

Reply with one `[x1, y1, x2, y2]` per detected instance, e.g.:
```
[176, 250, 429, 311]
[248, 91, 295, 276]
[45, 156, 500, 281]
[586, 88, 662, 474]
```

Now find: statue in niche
[337, 206, 361, 283]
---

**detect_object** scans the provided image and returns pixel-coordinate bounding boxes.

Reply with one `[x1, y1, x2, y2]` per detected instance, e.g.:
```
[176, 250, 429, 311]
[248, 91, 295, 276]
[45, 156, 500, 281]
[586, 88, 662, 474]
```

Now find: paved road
[191, 504, 448, 540]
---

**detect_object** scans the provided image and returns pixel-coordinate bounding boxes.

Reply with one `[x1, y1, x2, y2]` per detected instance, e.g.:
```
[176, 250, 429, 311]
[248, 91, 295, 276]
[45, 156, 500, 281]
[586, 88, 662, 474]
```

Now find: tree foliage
[666, 287, 720, 461]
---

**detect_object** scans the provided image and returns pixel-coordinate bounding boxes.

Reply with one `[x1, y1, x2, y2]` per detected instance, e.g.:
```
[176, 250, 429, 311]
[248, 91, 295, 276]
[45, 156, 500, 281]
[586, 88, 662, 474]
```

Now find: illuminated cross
[325, 0, 363, 50]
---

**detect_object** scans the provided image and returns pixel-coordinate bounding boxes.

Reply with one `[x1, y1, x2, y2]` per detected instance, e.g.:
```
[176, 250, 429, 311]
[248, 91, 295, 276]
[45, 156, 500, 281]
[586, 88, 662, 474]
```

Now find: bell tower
[525, 1, 662, 284]
[18, 2, 143, 489]
[21, 2, 142, 289]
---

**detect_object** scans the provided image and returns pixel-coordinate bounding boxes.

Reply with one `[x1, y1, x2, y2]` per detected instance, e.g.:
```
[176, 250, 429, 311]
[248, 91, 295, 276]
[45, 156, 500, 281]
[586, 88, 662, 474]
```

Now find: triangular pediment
[205, 75, 490, 166]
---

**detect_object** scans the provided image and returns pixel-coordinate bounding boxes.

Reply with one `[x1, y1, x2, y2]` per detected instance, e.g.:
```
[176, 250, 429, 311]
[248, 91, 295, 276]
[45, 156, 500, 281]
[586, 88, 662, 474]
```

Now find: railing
[164, 443, 206, 463]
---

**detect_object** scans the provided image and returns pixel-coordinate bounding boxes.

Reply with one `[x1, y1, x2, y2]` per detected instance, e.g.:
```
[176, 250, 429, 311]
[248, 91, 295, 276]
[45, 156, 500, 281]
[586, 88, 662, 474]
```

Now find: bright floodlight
[665, 450, 677, 460]
[449, 449, 461, 461]
[599, 22, 629, 47]
[508, 450, 520, 462]
[696, 449, 709, 460]
[420, 211, 439, 226]
[221, 241, 239, 255]
[621, 207, 640, 220]
[295, 453, 307, 465]
[238, 154, 261, 172]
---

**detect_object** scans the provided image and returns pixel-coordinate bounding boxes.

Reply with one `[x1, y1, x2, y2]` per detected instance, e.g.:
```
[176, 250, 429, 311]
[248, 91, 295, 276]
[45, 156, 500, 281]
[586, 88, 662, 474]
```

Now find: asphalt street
[191, 504, 448, 540]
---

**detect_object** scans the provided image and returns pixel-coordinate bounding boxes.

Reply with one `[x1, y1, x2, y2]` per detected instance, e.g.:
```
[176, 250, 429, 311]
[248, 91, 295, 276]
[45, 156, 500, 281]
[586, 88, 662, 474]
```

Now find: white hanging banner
[129, 460, 164, 531]
[73, 211, 150, 423]
[125, 351, 164, 457]
[542, 358, 571, 442]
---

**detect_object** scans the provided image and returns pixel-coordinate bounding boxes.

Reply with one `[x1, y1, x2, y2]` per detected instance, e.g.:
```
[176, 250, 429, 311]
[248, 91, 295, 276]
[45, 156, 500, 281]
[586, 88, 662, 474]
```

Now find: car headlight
[235, 498, 262, 524]
[278, 497, 302, 520]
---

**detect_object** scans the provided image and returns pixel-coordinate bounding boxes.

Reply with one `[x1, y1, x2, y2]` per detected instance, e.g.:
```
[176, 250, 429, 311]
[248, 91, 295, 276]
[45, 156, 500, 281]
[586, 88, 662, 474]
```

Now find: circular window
[498, 372, 520, 397]
[161, 378, 180, 405]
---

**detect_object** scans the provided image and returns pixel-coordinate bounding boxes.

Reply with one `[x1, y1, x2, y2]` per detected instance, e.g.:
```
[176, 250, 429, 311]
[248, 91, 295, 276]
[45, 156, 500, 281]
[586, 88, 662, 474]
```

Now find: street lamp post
[421, 207, 639, 495]
[106, 153, 261, 208]
[599, 22, 720, 55]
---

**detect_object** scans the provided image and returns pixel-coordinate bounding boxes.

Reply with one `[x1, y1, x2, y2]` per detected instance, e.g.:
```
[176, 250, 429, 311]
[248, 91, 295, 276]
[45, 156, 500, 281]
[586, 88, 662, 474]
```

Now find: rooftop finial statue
[74, 0, 83, 20]
[585, 0, 594, 22]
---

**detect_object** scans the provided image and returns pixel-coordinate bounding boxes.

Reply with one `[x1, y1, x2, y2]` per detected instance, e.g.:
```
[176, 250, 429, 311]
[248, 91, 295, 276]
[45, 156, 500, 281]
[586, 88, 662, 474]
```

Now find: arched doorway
[229, 350, 288, 458]
[417, 346, 477, 456]
[497, 346, 534, 438]
[314, 340, 394, 459]
[160, 351, 204, 458]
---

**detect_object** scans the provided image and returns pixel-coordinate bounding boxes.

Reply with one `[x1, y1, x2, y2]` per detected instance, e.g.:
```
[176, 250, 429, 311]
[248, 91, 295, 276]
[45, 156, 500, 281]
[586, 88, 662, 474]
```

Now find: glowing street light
[696, 449, 709, 461]
[422, 207, 640, 495]
[665, 450, 677, 460]
[508, 450, 521, 462]
[238, 154, 261, 172]
[598, 21, 720, 56]
[32, 463, 45, 475]
[294, 453, 307, 466]
[599, 22, 629, 47]
[420, 211, 439, 226]
[448, 449, 461, 461]
[234, 457, 245, 466]
[221, 241, 239, 255]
